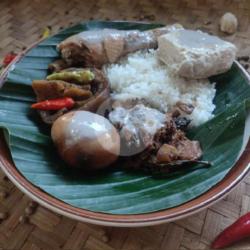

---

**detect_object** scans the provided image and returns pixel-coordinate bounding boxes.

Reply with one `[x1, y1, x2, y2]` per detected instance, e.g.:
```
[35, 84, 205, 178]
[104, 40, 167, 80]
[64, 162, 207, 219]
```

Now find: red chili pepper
[3, 53, 17, 67]
[31, 97, 75, 111]
[212, 212, 250, 249]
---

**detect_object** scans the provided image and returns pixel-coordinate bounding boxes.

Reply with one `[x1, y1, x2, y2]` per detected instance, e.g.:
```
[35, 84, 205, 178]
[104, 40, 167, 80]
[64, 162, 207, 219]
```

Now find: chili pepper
[42, 26, 51, 39]
[46, 70, 95, 84]
[212, 212, 250, 249]
[31, 97, 75, 111]
[3, 53, 17, 67]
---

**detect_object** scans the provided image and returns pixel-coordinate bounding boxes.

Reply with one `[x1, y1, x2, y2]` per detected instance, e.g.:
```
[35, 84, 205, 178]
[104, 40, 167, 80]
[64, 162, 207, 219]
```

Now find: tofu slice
[158, 29, 237, 79]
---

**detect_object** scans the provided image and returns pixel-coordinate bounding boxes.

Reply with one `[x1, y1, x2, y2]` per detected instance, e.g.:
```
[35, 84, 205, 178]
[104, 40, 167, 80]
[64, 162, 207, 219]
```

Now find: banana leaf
[0, 21, 250, 214]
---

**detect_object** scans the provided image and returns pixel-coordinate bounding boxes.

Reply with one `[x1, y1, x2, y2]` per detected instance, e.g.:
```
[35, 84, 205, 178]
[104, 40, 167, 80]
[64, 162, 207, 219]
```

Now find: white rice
[105, 50, 216, 127]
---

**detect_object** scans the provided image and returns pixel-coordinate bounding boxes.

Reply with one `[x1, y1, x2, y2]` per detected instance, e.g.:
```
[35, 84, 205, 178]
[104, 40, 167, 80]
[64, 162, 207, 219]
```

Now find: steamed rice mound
[105, 50, 216, 127]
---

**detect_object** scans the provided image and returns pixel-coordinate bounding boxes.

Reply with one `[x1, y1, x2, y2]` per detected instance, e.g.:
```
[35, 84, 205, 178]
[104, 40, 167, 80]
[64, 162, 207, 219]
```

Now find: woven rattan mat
[0, 0, 250, 249]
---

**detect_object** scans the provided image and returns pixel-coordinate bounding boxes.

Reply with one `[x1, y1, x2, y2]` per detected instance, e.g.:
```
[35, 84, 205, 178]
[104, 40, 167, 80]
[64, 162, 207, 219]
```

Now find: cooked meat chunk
[32, 80, 92, 101]
[175, 101, 194, 115]
[48, 59, 68, 73]
[175, 140, 202, 160]
[63, 88, 92, 100]
[156, 144, 179, 163]
[172, 102, 194, 118]
[156, 139, 202, 164]
[153, 115, 177, 144]
[109, 104, 166, 155]
[32, 80, 65, 101]
[109, 101, 203, 165]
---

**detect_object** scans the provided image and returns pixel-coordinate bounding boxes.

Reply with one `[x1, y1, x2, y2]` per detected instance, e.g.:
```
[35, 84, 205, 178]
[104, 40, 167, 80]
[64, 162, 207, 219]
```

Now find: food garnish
[212, 212, 250, 249]
[31, 97, 75, 111]
[3, 52, 17, 67]
[47, 69, 95, 84]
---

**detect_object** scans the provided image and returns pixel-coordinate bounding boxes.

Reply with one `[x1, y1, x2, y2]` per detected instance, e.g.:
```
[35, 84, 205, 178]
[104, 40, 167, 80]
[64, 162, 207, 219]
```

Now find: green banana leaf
[0, 21, 250, 214]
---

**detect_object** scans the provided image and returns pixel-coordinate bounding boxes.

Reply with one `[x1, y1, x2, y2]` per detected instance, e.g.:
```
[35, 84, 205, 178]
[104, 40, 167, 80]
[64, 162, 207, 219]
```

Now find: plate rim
[0, 23, 250, 227]
[0, 135, 249, 227]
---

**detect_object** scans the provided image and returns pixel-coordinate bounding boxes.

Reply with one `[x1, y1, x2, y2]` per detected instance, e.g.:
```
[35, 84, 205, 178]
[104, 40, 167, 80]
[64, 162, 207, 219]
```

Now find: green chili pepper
[47, 70, 95, 84]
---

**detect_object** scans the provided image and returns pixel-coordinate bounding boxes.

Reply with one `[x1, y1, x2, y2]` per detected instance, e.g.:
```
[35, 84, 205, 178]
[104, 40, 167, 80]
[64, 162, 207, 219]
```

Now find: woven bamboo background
[0, 0, 250, 249]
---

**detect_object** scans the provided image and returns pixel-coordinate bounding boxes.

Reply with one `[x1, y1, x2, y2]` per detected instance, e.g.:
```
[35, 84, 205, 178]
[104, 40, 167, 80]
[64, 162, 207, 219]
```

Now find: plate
[0, 21, 249, 227]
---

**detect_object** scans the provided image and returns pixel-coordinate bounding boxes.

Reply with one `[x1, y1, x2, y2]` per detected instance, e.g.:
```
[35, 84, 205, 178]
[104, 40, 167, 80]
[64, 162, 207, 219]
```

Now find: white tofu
[158, 29, 237, 79]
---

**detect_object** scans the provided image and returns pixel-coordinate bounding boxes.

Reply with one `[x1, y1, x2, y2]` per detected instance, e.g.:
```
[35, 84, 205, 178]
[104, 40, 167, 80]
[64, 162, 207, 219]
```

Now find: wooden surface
[0, 0, 250, 249]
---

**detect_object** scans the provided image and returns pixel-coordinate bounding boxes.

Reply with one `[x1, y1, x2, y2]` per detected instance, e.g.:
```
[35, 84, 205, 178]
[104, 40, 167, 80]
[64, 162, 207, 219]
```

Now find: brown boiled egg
[51, 111, 120, 169]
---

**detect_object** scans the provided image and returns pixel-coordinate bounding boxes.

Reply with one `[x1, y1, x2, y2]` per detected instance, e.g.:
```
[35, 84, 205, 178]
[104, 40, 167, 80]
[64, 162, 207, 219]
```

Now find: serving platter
[0, 21, 249, 227]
